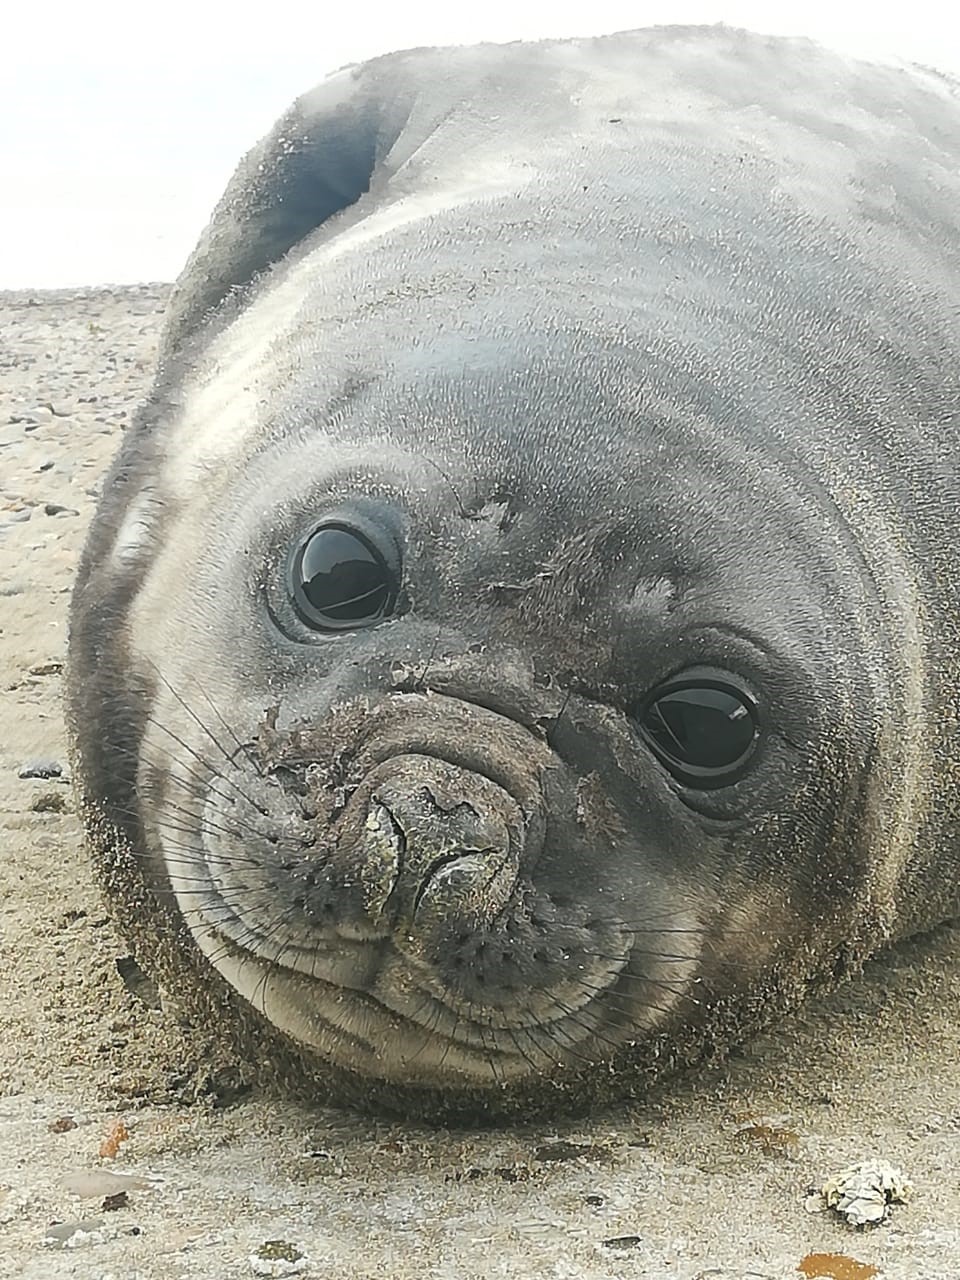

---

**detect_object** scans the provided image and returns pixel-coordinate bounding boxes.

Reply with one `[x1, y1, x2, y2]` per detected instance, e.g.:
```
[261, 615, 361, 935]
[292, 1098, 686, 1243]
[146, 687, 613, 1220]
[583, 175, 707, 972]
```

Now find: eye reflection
[290, 524, 396, 631]
[639, 674, 759, 788]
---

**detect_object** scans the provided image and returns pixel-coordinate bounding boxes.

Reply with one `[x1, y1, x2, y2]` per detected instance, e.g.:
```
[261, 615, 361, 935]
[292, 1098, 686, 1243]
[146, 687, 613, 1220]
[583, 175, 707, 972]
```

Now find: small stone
[32, 792, 67, 813]
[601, 1235, 644, 1250]
[115, 955, 162, 1009]
[44, 502, 79, 517]
[48, 1115, 78, 1133]
[18, 759, 63, 779]
[62, 1170, 159, 1199]
[250, 1239, 310, 1276]
[42, 1218, 107, 1249]
[28, 661, 63, 676]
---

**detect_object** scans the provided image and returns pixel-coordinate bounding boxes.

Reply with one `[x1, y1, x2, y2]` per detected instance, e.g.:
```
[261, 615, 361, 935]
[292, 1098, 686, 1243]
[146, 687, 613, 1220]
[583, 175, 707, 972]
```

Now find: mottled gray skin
[67, 25, 960, 1121]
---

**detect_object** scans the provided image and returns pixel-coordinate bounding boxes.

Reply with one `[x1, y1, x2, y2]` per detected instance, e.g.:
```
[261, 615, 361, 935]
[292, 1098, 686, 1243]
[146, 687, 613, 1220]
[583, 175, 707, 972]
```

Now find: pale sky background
[3, 0, 959, 288]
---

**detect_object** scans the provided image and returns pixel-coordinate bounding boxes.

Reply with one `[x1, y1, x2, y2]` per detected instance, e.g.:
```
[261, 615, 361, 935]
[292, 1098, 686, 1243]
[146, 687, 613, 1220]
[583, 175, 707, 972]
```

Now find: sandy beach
[1, 284, 959, 1280]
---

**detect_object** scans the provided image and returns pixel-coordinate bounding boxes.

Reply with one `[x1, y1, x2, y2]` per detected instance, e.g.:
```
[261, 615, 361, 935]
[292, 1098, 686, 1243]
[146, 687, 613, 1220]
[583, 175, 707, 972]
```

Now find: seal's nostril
[339, 754, 531, 935]
[413, 850, 487, 915]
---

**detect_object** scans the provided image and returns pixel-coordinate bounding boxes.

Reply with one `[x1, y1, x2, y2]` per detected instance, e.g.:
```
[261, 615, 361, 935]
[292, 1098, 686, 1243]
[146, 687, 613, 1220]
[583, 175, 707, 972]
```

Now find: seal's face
[121, 341, 884, 1092]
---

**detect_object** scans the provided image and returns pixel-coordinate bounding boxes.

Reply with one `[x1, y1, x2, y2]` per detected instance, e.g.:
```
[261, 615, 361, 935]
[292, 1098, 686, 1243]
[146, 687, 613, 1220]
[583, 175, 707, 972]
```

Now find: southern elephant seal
[66, 25, 960, 1120]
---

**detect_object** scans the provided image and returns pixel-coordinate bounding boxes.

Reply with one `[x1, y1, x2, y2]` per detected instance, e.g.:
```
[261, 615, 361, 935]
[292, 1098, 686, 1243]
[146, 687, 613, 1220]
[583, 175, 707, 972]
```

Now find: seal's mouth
[151, 685, 700, 1088]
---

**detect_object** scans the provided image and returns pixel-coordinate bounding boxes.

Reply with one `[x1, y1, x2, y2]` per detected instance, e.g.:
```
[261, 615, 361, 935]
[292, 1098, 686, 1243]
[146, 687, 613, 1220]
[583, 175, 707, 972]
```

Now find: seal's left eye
[637, 669, 759, 788]
[290, 524, 397, 631]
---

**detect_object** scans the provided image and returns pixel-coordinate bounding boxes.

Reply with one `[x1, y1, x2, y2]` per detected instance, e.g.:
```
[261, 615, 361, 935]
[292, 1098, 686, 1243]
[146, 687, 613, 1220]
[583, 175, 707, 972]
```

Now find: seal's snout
[348, 756, 524, 936]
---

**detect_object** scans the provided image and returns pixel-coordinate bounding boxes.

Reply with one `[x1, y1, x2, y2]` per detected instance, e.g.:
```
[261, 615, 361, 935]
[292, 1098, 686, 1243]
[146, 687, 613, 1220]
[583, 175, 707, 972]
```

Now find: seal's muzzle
[346, 756, 524, 934]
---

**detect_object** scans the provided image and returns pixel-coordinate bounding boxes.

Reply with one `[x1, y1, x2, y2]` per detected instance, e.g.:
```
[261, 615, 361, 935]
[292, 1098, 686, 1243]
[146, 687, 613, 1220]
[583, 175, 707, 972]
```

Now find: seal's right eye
[289, 523, 398, 631]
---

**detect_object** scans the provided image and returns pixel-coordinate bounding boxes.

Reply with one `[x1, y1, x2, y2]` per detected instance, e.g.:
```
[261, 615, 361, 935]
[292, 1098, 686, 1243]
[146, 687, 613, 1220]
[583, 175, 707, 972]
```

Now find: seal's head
[68, 27, 952, 1117]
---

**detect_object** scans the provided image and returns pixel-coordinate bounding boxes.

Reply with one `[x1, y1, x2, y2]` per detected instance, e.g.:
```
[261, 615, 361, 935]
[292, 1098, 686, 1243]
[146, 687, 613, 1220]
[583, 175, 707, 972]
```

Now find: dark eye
[289, 523, 397, 632]
[638, 670, 759, 788]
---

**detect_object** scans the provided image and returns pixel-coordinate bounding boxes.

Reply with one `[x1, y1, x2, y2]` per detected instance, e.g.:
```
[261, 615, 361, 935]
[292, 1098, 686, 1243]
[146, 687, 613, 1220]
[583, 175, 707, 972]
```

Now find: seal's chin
[185, 922, 633, 1087]
[154, 690, 701, 1088]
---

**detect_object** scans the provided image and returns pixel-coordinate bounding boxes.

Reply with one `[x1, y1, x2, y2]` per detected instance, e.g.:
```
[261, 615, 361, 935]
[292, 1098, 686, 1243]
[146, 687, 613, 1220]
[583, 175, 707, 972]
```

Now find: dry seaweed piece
[98, 1120, 130, 1159]
[734, 1121, 801, 1158]
[444, 1161, 538, 1183]
[494, 1163, 537, 1182]
[798, 1251, 879, 1280]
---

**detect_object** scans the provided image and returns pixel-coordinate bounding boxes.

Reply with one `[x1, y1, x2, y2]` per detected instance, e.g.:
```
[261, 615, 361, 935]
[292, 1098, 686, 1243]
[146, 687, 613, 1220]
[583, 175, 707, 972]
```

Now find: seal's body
[67, 26, 960, 1119]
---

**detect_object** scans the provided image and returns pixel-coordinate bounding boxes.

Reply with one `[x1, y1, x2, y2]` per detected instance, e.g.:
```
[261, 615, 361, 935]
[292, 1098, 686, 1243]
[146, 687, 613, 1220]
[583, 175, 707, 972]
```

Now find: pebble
[601, 1235, 644, 1251]
[249, 1240, 311, 1277]
[42, 1218, 107, 1249]
[48, 1115, 79, 1133]
[32, 792, 67, 813]
[17, 758, 64, 779]
[62, 1169, 161, 1198]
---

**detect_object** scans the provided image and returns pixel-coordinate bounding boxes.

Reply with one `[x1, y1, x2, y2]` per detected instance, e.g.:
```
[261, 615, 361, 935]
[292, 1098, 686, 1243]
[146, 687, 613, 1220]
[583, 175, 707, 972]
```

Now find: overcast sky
[3, 0, 959, 287]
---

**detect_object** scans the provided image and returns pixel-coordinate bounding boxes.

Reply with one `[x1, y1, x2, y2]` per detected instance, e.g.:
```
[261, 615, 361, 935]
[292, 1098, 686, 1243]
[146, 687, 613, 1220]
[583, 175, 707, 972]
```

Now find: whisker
[189, 674, 266, 779]
[145, 715, 268, 814]
[146, 659, 260, 777]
